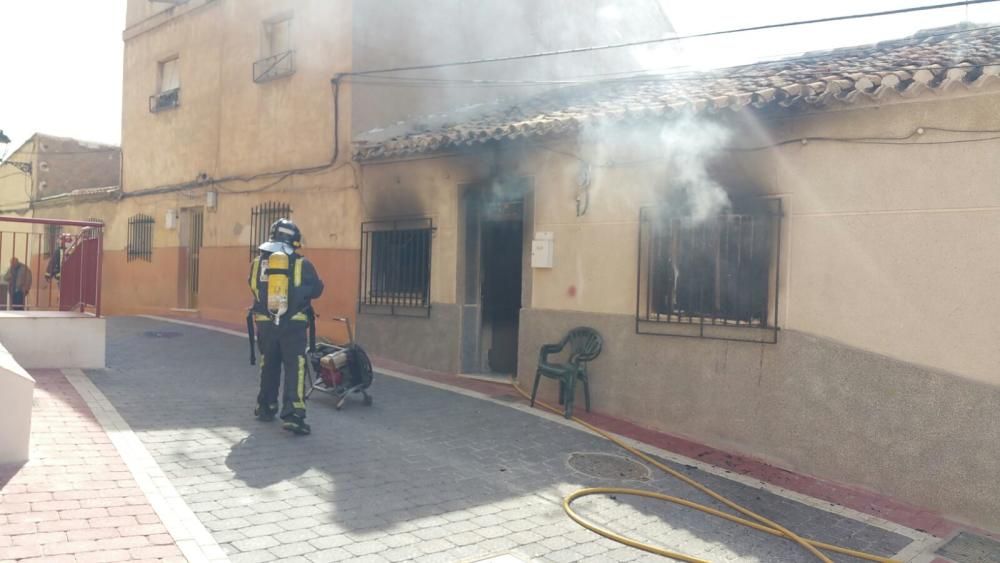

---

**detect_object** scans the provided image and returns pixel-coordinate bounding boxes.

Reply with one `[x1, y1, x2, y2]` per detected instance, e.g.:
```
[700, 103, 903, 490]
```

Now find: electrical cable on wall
[535, 125, 1000, 168]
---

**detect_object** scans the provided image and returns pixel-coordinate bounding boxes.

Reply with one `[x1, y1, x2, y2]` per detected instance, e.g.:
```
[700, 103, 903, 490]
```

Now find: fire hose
[509, 382, 901, 563]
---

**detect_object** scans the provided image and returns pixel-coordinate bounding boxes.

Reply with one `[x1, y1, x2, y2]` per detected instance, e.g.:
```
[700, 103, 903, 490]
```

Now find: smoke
[351, 0, 678, 139]
[656, 115, 732, 222]
[578, 113, 732, 223]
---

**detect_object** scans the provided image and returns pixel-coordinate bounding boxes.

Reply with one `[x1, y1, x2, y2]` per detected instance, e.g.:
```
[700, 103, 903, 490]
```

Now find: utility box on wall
[531, 231, 554, 268]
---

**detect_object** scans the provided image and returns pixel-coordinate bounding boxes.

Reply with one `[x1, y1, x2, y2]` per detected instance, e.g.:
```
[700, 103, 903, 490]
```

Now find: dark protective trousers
[256, 320, 308, 420]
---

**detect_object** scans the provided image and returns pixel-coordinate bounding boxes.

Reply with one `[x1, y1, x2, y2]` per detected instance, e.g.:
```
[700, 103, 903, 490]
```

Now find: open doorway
[460, 178, 531, 376]
[481, 203, 523, 373]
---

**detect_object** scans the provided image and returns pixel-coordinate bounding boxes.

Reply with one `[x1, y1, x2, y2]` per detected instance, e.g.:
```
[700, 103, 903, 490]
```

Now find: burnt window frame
[358, 218, 433, 317]
[249, 201, 292, 260]
[127, 214, 155, 263]
[636, 198, 782, 343]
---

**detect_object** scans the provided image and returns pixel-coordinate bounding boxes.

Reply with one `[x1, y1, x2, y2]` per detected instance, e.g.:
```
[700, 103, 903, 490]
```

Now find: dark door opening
[481, 212, 523, 374]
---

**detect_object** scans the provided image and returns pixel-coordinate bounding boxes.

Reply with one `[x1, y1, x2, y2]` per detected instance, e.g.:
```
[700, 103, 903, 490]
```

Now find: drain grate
[142, 330, 183, 338]
[936, 532, 1000, 563]
[568, 452, 651, 481]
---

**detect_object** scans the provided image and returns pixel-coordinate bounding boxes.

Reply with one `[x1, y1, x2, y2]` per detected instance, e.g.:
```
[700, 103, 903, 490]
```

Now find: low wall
[517, 307, 1000, 531]
[0, 340, 34, 464]
[356, 304, 461, 374]
[0, 312, 106, 369]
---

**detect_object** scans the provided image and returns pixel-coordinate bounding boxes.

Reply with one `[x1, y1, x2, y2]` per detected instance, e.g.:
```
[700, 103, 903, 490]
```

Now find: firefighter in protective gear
[249, 218, 324, 435]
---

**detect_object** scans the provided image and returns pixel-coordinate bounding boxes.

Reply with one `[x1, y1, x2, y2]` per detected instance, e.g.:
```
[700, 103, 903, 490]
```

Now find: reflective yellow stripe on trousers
[294, 355, 306, 409]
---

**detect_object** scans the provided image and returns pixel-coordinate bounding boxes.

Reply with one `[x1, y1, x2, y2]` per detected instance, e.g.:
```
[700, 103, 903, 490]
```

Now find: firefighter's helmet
[258, 218, 302, 254]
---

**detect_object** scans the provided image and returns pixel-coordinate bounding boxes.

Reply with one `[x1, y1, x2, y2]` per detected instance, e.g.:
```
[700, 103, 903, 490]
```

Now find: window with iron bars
[359, 218, 432, 315]
[249, 201, 292, 259]
[636, 199, 781, 343]
[127, 214, 155, 263]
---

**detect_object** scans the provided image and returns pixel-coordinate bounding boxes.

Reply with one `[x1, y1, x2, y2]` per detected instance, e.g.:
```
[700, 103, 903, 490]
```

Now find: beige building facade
[106, 0, 675, 338]
[350, 27, 1000, 530]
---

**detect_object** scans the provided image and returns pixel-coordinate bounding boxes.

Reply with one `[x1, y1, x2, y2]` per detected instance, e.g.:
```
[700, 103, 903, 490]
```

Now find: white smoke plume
[577, 113, 732, 223]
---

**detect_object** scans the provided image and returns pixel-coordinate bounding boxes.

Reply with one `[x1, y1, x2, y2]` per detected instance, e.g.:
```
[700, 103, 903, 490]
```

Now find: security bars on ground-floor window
[359, 218, 433, 316]
[636, 199, 781, 343]
[249, 201, 292, 260]
[126, 214, 154, 263]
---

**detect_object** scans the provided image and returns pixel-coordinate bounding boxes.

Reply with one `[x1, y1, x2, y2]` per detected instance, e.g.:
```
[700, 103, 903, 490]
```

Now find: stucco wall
[517, 308, 1000, 530]
[513, 90, 1000, 385]
[122, 0, 349, 193]
[355, 89, 1000, 529]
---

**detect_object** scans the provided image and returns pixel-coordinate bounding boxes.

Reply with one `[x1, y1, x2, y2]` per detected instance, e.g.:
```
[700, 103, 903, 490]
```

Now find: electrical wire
[531, 125, 1000, 167]
[344, 23, 1000, 89]
[344, 60, 1000, 90]
[343, 0, 1000, 78]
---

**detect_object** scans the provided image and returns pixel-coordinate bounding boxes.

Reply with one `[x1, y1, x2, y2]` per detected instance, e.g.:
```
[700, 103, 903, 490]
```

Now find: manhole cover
[142, 331, 182, 338]
[936, 532, 1000, 563]
[567, 452, 651, 481]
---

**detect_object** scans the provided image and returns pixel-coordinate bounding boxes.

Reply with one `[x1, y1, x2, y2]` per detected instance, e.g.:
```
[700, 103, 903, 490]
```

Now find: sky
[1, 0, 998, 157]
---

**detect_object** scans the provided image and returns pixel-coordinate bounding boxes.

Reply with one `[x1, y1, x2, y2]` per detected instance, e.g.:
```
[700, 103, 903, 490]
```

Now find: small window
[249, 201, 292, 259]
[264, 17, 291, 56]
[637, 200, 781, 342]
[127, 214, 155, 262]
[360, 219, 432, 315]
[150, 57, 180, 112]
[254, 16, 295, 83]
[158, 57, 179, 93]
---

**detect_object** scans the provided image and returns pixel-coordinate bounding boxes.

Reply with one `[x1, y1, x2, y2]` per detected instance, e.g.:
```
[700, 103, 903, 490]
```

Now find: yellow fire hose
[510, 383, 901, 563]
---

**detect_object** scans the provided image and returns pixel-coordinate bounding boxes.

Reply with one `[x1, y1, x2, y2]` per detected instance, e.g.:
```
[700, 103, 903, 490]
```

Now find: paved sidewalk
[0, 370, 183, 563]
[78, 317, 933, 562]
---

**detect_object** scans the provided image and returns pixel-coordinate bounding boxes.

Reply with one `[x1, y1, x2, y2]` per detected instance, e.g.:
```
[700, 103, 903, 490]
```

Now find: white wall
[0, 314, 106, 369]
[0, 340, 34, 464]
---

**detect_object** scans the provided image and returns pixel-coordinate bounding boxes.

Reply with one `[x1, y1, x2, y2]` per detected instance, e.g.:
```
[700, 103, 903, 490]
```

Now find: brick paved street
[0, 370, 183, 563]
[82, 317, 922, 562]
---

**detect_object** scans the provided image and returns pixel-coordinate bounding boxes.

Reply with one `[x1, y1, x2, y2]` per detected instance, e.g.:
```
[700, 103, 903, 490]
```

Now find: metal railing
[253, 50, 296, 83]
[359, 218, 433, 316]
[0, 216, 104, 316]
[149, 88, 180, 113]
[636, 202, 781, 343]
[249, 201, 292, 259]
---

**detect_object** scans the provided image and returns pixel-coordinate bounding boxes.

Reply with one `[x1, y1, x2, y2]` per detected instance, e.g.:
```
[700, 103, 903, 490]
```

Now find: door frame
[458, 177, 533, 375]
[178, 207, 204, 310]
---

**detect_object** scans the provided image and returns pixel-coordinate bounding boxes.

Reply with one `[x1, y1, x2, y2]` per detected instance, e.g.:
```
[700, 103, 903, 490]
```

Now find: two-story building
[71, 0, 674, 339]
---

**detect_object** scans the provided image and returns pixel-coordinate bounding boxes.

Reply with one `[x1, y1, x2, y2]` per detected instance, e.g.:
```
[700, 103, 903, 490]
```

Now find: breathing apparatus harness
[246, 219, 315, 365]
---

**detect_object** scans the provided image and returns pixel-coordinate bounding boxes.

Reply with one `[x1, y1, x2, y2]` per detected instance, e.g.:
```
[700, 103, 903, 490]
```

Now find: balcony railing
[253, 51, 296, 83]
[149, 88, 180, 113]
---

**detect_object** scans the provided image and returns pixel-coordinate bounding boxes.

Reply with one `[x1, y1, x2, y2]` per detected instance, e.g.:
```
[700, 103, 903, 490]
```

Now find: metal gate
[186, 209, 204, 308]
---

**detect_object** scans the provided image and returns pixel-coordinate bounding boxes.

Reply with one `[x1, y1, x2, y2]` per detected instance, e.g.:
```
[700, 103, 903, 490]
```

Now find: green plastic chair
[531, 327, 603, 418]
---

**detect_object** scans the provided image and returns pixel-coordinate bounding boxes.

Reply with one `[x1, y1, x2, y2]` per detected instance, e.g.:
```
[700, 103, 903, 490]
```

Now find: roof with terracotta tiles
[353, 23, 1000, 161]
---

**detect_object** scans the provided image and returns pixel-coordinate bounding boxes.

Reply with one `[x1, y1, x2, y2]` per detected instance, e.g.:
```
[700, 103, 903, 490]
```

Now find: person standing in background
[4, 257, 32, 310]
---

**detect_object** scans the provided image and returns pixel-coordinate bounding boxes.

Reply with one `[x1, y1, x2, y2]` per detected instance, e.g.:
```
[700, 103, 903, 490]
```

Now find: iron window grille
[636, 199, 781, 343]
[249, 201, 292, 259]
[149, 88, 180, 113]
[253, 50, 296, 83]
[359, 218, 433, 316]
[127, 214, 155, 263]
